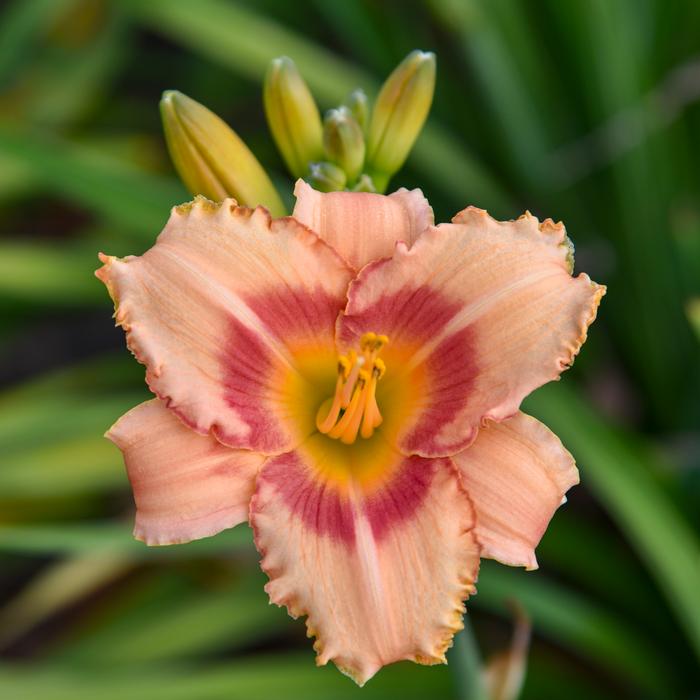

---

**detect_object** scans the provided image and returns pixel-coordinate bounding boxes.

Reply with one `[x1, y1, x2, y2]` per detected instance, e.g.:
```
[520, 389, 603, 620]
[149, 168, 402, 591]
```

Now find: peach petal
[97, 197, 353, 455]
[455, 412, 579, 570]
[250, 441, 479, 685]
[292, 179, 433, 270]
[338, 207, 605, 457]
[107, 399, 264, 545]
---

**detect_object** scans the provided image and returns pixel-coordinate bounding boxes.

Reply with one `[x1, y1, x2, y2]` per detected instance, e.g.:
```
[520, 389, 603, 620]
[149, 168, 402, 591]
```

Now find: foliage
[0, 1, 698, 698]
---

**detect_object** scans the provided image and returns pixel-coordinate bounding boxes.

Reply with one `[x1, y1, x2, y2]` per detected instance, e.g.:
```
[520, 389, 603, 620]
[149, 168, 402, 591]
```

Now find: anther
[361, 332, 377, 349]
[375, 334, 389, 349]
[373, 357, 386, 379]
[337, 355, 351, 379]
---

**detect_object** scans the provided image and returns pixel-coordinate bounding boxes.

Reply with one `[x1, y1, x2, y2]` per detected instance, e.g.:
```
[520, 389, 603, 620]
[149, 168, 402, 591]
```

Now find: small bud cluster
[159, 51, 435, 211]
[264, 51, 435, 194]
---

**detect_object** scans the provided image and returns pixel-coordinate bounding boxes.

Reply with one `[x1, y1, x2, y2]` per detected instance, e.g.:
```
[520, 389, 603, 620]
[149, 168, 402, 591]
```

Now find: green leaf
[451, 622, 490, 700]
[0, 356, 142, 403]
[544, 0, 699, 428]
[0, 435, 124, 498]
[0, 553, 133, 647]
[21, 10, 128, 128]
[429, 0, 553, 188]
[475, 562, 674, 696]
[0, 242, 103, 305]
[0, 0, 74, 84]
[0, 656, 452, 699]
[526, 383, 700, 661]
[0, 392, 143, 499]
[0, 394, 139, 451]
[0, 522, 251, 557]
[56, 568, 283, 665]
[0, 124, 184, 236]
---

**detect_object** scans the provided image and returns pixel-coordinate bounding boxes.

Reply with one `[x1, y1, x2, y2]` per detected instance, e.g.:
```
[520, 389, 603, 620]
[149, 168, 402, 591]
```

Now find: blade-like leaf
[475, 562, 674, 696]
[0, 522, 251, 558]
[0, 656, 452, 700]
[526, 383, 700, 660]
[0, 125, 184, 236]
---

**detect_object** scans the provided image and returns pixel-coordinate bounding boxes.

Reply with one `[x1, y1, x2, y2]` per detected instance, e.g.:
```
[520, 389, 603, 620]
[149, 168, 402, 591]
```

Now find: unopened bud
[264, 56, 323, 178]
[323, 107, 365, 184]
[351, 174, 376, 193]
[160, 90, 285, 216]
[366, 50, 436, 191]
[345, 89, 369, 132]
[307, 161, 347, 193]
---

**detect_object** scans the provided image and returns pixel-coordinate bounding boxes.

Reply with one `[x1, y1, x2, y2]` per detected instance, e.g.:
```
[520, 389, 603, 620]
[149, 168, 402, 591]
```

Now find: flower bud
[323, 107, 365, 184]
[351, 174, 376, 193]
[345, 89, 369, 132]
[366, 50, 436, 191]
[307, 161, 347, 193]
[160, 90, 285, 216]
[264, 56, 323, 178]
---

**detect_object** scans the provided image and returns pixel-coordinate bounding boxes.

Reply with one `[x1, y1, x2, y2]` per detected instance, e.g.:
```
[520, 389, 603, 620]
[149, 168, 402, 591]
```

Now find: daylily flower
[97, 183, 604, 685]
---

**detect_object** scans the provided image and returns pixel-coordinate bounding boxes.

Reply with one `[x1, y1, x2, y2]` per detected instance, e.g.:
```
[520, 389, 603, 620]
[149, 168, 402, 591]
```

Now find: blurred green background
[1, 0, 699, 698]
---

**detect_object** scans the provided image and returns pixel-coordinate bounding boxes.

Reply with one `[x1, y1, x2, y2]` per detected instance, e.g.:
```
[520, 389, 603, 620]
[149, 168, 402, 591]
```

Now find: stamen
[361, 332, 377, 349]
[338, 370, 370, 444]
[360, 359, 385, 439]
[340, 354, 364, 407]
[328, 370, 368, 440]
[316, 333, 389, 444]
[315, 356, 351, 433]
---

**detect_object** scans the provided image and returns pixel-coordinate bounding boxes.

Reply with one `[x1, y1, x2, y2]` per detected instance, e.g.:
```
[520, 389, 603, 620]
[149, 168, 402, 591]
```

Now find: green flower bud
[264, 56, 323, 178]
[160, 90, 285, 216]
[345, 89, 369, 132]
[323, 107, 365, 185]
[366, 50, 436, 191]
[307, 161, 347, 193]
[351, 174, 376, 193]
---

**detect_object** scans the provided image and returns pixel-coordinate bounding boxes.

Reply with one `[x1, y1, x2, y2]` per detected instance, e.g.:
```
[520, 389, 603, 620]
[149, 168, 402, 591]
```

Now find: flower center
[315, 332, 388, 445]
